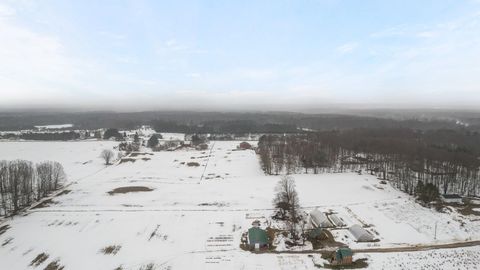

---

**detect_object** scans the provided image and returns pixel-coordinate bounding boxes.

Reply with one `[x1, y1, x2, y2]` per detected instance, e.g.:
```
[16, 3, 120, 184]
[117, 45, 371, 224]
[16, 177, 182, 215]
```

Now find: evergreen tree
[148, 135, 159, 148]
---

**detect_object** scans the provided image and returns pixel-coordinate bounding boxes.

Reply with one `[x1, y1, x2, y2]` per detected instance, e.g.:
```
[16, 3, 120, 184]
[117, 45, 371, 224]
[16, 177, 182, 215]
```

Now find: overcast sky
[1, 0, 480, 111]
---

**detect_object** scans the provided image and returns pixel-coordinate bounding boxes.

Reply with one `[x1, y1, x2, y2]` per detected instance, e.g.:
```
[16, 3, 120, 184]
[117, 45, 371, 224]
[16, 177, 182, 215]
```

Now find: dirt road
[352, 240, 480, 253]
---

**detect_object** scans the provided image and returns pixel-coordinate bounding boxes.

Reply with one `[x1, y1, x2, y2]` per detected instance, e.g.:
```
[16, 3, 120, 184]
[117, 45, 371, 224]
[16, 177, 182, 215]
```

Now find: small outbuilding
[248, 227, 269, 251]
[441, 194, 463, 204]
[349, 224, 375, 242]
[238, 141, 252, 150]
[310, 209, 334, 228]
[330, 247, 353, 266]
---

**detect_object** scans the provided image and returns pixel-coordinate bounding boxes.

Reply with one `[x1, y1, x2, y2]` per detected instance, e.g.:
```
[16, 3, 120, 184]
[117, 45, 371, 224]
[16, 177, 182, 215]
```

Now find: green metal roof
[335, 248, 353, 260]
[248, 227, 268, 244]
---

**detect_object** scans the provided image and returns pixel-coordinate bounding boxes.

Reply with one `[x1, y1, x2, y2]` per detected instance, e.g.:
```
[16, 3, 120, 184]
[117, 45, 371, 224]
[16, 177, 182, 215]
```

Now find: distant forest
[257, 129, 480, 197]
[1, 110, 480, 132]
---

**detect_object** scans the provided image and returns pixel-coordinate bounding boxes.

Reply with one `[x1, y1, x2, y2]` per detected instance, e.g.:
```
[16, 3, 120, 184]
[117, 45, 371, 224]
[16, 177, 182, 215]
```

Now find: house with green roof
[331, 247, 353, 265]
[247, 227, 269, 251]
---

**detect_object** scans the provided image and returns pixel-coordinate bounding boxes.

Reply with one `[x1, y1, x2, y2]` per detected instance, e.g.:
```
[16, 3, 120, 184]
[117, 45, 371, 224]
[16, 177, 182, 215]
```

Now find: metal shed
[248, 227, 268, 251]
[310, 209, 333, 228]
[349, 224, 375, 242]
[331, 247, 353, 265]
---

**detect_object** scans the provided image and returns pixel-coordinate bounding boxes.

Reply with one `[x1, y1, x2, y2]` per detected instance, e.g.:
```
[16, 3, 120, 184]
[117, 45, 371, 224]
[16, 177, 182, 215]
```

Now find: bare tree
[36, 161, 52, 199]
[0, 159, 67, 217]
[51, 162, 66, 190]
[273, 175, 302, 241]
[273, 175, 301, 227]
[0, 161, 9, 216]
[8, 160, 22, 213]
[288, 189, 301, 240]
[101, 149, 115, 165]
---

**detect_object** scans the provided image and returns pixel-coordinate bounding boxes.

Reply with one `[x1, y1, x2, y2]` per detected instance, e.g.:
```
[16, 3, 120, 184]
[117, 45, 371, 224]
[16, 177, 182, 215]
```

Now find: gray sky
[1, 0, 480, 111]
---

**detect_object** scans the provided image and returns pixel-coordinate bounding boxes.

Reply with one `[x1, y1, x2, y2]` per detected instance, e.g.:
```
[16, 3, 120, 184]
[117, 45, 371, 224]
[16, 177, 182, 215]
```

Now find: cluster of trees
[147, 134, 161, 148]
[103, 128, 124, 140]
[258, 128, 480, 197]
[20, 131, 80, 141]
[415, 181, 440, 203]
[4, 110, 476, 132]
[118, 142, 140, 153]
[0, 160, 66, 216]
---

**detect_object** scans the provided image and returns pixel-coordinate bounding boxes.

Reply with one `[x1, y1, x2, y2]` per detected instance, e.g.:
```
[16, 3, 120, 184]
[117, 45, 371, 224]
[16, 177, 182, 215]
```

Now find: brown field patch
[139, 263, 156, 270]
[101, 245, 121, 255]
[56, 190, 71, 196]
[186, 162, 200, 167]
[108, 186, 154, 195]
[458, 203, 480, 216]
[30, 253, 49, 266]
[0, 225, 10, 236]
[120, 158, 137, 163]
[2, 237, 13, 246]
[129, 152, 153, 157]
[43, 260, 64, 270]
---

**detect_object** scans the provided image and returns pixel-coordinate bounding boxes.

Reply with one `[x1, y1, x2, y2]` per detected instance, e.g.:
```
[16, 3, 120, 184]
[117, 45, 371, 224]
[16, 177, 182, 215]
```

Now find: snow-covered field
[0, 140, 479, 269]
[0, 141, 118, 181]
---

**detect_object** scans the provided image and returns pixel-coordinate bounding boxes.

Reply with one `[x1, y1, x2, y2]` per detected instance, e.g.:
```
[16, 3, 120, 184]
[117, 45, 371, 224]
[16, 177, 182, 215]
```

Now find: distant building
[163, 139, 183, 150]
[247, 227, 269, 251]
[238, 141, 252, 150]
[441, 194, 463, 204]
[330, 247, 353, 266]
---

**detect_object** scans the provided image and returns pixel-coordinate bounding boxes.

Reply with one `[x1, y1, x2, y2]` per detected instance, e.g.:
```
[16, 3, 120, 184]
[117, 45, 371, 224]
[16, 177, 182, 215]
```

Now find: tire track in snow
[29, 198, 406, 213]
[199, 141, 216, 183]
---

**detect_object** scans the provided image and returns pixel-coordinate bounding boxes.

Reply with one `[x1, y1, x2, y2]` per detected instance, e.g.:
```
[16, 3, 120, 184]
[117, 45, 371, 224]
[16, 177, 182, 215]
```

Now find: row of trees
[0, 160, 66, 216]
[258, 129, 480, 197]
[20, 131, 80, 141]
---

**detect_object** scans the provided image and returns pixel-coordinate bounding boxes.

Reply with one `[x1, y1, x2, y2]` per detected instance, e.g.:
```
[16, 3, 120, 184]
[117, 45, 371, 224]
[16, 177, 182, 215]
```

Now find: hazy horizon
[1, 0, 480, 111]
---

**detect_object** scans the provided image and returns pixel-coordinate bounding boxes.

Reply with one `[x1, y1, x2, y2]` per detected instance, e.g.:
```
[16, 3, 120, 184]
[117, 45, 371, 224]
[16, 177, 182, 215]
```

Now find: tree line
[0, 160, 66, 216]
[258, 128, 480, 197]
[3, 110, 478, 132]
[19, 131, 80, 141]
[152, 119, 298, 134]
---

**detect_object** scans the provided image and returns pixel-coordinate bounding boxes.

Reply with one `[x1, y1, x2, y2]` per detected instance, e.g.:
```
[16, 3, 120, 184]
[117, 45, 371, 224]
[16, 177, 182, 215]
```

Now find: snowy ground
[0, 140, 118, 181]
[0, 140, 479, 269]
